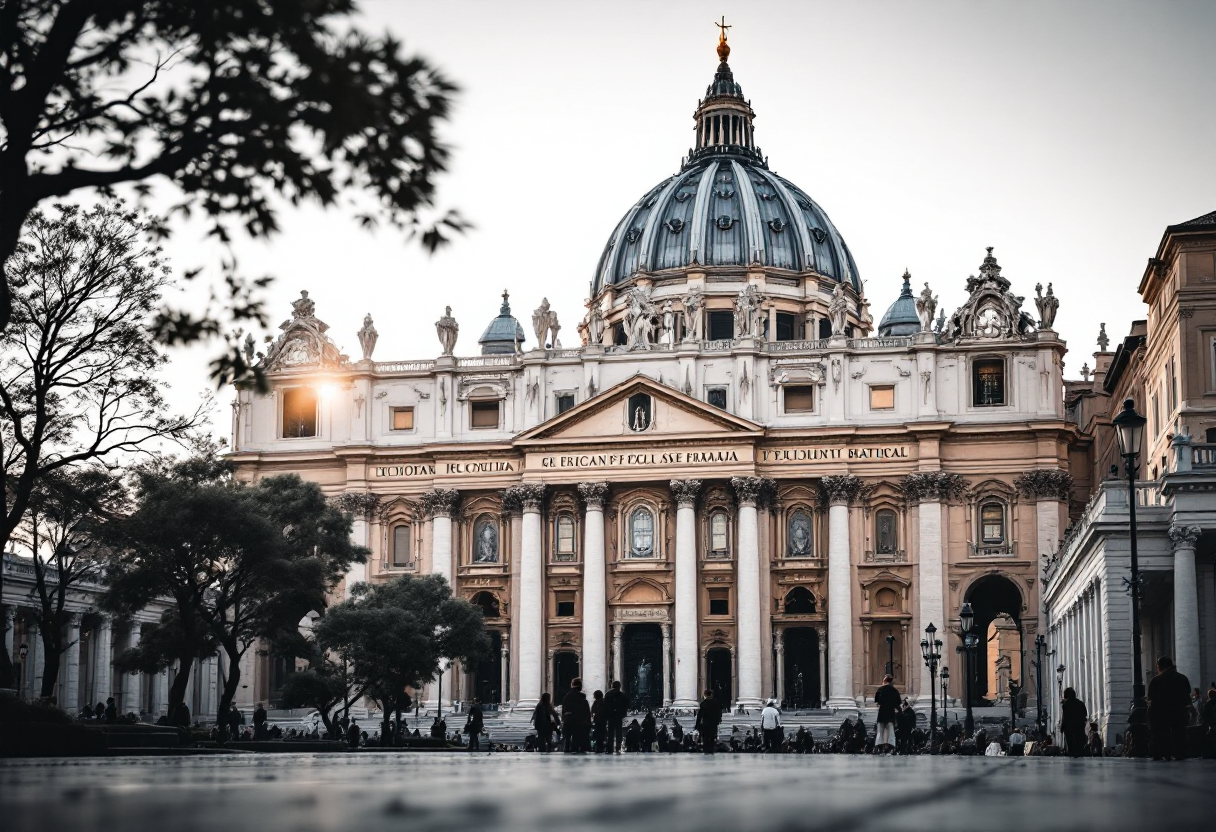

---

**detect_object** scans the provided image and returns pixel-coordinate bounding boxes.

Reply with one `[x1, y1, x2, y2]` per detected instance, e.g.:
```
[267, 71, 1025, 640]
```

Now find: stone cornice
[669, 479, 703, 508]
[578, 481, 610, 509]
[1013, 469, 1073, 501]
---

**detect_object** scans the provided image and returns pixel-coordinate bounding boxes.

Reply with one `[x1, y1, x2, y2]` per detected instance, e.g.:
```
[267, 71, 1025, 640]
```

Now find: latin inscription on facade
[760, 445, 911, 463]
[373, 460, 517, 478]
[534, 449, 744, 470]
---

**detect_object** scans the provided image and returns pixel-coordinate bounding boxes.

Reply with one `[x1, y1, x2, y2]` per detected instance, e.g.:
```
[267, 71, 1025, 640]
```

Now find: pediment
[514, 374, 762, 446]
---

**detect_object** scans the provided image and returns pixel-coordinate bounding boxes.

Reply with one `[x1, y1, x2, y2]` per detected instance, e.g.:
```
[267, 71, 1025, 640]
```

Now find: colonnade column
[516, 483, 546, 709]
[817, 630, 828, 707]
[823, 475, 861, 708]
[422, 488, 460, 710]
[916, 495, 944, 703]
[94, 617, 112, 707]
[578, 482, 609, 696]
[499, 643, 510, 708]
[671, 479, 702, 707]
[122, 624, 142, 715]
[1169, 525, 1202, 685]
[30, 623, 44, 697]
[63, 612, 82, 712]
[774, 631, 785, 703]
[732, 477, 766, 707]
[612, 623, 623, 685]
[661, 624, 672, 707]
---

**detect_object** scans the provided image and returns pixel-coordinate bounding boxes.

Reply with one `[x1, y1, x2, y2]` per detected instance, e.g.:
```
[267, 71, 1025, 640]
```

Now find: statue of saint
[1034, 282, 1059, 330]
[681, 289, 704, 341]
[532, 298, 554, 347]
[435, 306, 459, 356]
[474, 522, 498, 563]
[587, 303, 606, 346]
[661, 300, 675, 347]
[914, 281, 937, 333]
[636, 658, 652, 699]
[291, 290, 315, 320]
[789, 514, 811, 555]
[357, 313, 378, 360]
[625, 287, 655, 351]
[829, 282, 849, 336]
[734, 285, 763, 338]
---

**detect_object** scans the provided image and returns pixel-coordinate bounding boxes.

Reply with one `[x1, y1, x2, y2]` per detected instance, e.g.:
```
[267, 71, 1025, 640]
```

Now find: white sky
[149, 0, 1216, 434]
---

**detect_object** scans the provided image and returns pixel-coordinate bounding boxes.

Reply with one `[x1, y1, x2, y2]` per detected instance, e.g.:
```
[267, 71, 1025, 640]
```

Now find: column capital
[1168, 524, 1202, 549]
[821, 474, 866, 506]
[68, 611, 83, 626]
[1013, 469, 1073, 502]
[730, 476, 775, 508]
[899, 471, 967, 504]
[420, 488, 461, 518]
[669, 479, 702, 508]
[577, 481, 610, 509]
[507, 482, 546, 512]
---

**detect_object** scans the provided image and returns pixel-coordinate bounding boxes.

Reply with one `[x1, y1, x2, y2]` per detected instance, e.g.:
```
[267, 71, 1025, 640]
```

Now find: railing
[374, 360, 435, 373]
[381, 560, 417, 571]
[1193, 444, 1216, 468]
[763, 339, 832, 353]
[846, 336, 914, 350]
[969, 542, 1017, 559]
[864, 549, 907, 563]
[457, 356, 516, 368]
[547, 348, 584, 359]
[1135, 483, 1168, 507]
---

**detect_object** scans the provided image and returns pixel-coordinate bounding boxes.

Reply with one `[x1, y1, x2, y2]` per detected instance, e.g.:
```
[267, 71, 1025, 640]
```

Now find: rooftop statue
[357, 313, 378, 360]
[681, 289, 704, 341]
[533, 298, 561, 349]
[625, 286, 658, 351]
[914, 280, 937, 333]
[1034, 283, 1059, 330]
[436, 306, 459, 356]
[829, 282, 849, 336]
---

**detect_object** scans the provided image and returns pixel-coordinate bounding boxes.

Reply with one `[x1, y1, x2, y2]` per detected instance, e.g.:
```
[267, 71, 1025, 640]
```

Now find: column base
[515, 697, 539, 710]
[826, 696, 859, 711]
[671, 697, 699, 709]
[734, 696, 764, 709]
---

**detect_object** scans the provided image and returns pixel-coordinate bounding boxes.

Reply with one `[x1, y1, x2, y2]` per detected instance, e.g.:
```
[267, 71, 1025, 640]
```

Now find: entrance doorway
[553, 651, 580, 702]
[472, 630, 502, 705]
[706, 647, 732, 710]
[782, 628, 821, 708]
[622, 624, 663, 708]
[962, 575, 1024, 705]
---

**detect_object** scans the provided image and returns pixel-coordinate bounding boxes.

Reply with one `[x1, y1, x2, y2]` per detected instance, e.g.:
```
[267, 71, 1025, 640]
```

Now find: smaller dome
[478, 290, 526, 355]
[878, 271, 920, 337]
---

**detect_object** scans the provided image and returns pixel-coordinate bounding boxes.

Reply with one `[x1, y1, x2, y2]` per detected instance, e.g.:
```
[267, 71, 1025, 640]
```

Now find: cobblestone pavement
[2, 753, 1212, 832]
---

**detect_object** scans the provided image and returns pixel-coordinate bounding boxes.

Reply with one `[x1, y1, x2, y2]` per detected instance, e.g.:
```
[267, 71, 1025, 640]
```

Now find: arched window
[787, 509, 813, 557]
[473, 517, 499, 563]
[973, 358, 1006, 407]
[471, 591, 500, 619]
[784, 587, 816, 614]
[980, 502, 1006, 544]
[629, 507, 655, 558]
[708, 511, 729, 559]
[555, 514, 576, 562]
[875, 509, 898, 555]
[392, 524, 411, 567]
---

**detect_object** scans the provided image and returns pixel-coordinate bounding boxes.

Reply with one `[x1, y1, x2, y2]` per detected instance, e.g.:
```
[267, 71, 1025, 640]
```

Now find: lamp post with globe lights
[1112, 398, 1148, 715]
[960, 602, 978, 735]
[920, 623, 943, 754]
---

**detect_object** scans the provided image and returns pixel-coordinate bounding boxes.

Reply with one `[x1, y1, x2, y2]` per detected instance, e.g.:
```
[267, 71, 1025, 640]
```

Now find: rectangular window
[775, 312, 796, 341]
[973, 359, 1006, 406]
[708, 311, 735, 341]
[869, 385, 895, 410]
[707, 387, 728, 410]
[1169, 357, 1177, 412]
[392, 525, 411, 567]
[471, 400, 500, 429]
[818, 318, 833, 340]
[1152, 393, 1160, 437]
[555, 591, 576, 618]
[709, 512, 729, 555]
[556, 515, 576, 557]
[555, 393, 576, 415]
[282, 388, 318, 438]
[708, 589, 730, 616]
[981, 503, 1005, 544]
[391, 407, 414, 431]
[784, 385, 815, 413]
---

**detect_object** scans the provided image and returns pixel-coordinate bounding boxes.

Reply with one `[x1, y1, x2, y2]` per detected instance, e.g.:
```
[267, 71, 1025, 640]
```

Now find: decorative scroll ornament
[1013, 469, 1073, 501]
[1168, 525, 1202, 548]
[820, 475, 865, 506]
[625, 228, 642, 244]
[578, 482, 610, 509]
[731, 476, 777, 508]
[331, 491, 381, 518]
[419, 488, 460, 518]
[1034, 282, 1059, 330]
[262, 291, 348, 371]
[435, 306, 459, 356]
[899, 471, 968, 504]
[669, 479, 703, 508]
[940, 248, 1035, 342]
[810, 227, 827, 244]
[357, 314, 378, 360]
[914, 279, 937, 333]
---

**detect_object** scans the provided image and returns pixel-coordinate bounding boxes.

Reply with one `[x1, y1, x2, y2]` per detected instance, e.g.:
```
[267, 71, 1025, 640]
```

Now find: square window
[973, 359, 1005, 406]
[775, 312, 797, 341]
[391, 407, 414, 431]
[555, 591, 576, 618]
[708, 311, 735, 341]
[784, 386, 815, 413]
[707, 387, 728, 410]
[282, 388, 318, 438]
[470, 400, 500, 428]
[556, 393, 576, 415]
[869, 385, 895, 411]
[708, 590, 729, 616]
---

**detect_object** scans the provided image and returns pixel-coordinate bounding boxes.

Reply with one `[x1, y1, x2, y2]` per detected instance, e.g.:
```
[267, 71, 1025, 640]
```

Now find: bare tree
[0, 202, 201, 686]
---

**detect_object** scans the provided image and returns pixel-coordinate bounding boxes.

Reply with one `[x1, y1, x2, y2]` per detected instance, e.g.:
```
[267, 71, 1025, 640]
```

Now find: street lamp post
[960, 602, 977, 735]
[1112, 398, 1148, 716]
[940, 666, 950, 714]
[1033, 634, 1047, 737]
[920, 623, 943, 754]
[885, 634, 896, 677]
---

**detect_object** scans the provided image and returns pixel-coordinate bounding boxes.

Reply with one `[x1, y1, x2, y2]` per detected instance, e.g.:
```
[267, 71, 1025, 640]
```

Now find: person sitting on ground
[671, 718, 684, 744]
[1008, 726, 1026, 756]
[640, 709, 657, 752]
[1087, 721, 1104, 757]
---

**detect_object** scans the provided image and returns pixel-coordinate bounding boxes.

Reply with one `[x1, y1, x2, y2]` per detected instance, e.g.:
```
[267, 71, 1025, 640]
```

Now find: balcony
[1193, 443, 1216, 468]
[968, 542, 1017, 559]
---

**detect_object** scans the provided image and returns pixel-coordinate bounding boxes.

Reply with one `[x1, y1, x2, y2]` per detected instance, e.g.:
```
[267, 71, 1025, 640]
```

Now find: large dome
[591, 34, 860, 298]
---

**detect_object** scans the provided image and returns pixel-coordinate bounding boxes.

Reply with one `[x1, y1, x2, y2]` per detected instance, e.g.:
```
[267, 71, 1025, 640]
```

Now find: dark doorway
[783, 587, 816, 615]
[962, 575, 1024, 705]
[623, 624, 664, 708]
[553, 651, 580, 702]
[473, 630, 502, 705]
[782, 628, 820, 708]
[706, 647, 732, 711]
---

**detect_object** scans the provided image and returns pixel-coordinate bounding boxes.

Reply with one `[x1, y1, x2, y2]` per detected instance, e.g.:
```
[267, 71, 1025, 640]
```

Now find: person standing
[346, 718, 361, 749]
[1146, 656, 1192, 761]
[896, 700, 916, 755]
[760, 699, 783, 752]
[873, 674, 900, 755]
[1059, 687, 1088, 757]
[465, 698, 484, 752]
[561, 677, 591, 753]
[603, 680, 629, 754]
[253, 702, 268, 740]
[695, 689, 721, 754]
[1201, 688, 1216, 760]
[591, 690, 608, 753]
[531, 692, 559, 752]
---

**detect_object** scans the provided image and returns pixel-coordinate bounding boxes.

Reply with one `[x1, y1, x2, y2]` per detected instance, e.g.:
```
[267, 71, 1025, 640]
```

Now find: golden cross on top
[715, 15, 732, 43]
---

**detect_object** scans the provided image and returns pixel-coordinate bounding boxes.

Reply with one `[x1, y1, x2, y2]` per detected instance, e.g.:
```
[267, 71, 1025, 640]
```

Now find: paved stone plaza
[2, 754, 1212, 832]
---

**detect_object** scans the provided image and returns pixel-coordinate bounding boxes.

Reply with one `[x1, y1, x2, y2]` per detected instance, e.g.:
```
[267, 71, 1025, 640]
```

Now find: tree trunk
[381, 695, 394, 746]
[216, 643, 242, 726]
[38, 619, 63, 699]
[167, 655, 194, 714]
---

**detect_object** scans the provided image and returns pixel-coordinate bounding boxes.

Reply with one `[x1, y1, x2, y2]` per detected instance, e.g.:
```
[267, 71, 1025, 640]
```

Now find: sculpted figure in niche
[435, 306, 459, 356]
[734, 284, 763, 338]
[474, 520, 498, 563]
[635, 658, 652, 700]
[914, 282, 937, 333]
[587, 303, 606, 346]
[661, 300, 676, 347]
[625, 287, 656, 351]
[788, 511, 812, 556]
[681, 289, 704, 341]
[829, 282, 849, 336]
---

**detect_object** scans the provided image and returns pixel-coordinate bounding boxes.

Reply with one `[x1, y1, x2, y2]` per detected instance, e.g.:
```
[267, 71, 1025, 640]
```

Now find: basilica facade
[229, 33, 1075, 713]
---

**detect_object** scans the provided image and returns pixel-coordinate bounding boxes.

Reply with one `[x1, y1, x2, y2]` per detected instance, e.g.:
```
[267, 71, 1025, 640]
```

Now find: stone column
[499, 642, 510, 708]
[579, 482, 609, 696]
[818, 630, 828, 707]
[422, 488, 460, 709]
[916, 497, 944, 703]
[30, 623, 44, 698]
[661, 623, 673, 706]
[774, 630, 785, 703]
[154, 668, 169, 718]
[516, 483, 547, 708]
[63, 612, 82, 712]
[1169, 525, 1202, 686]
[122, 624, 142, 715]
[823, 475, 861, 708]
[732, 477, 767, 707]
[671, 479, 702, 707]
[612, 623, 624, 685]
[345, 514, 370, 600]
[3, 606, 14, 667]
[94, 618, 112, 707]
